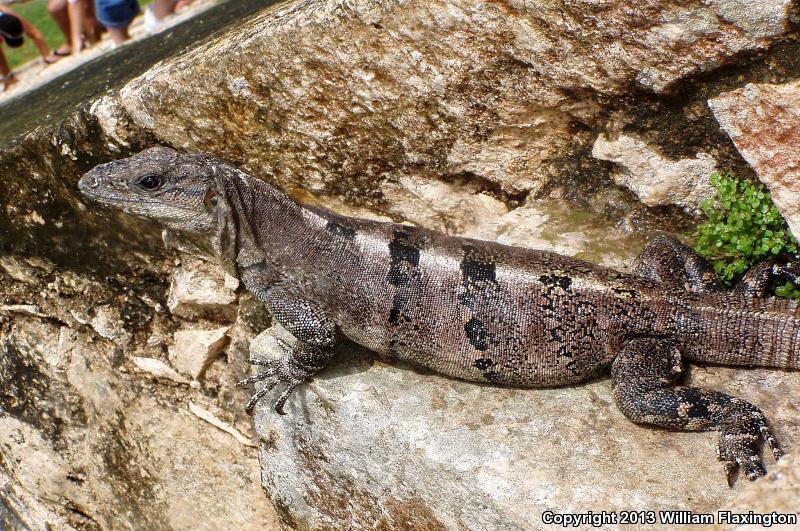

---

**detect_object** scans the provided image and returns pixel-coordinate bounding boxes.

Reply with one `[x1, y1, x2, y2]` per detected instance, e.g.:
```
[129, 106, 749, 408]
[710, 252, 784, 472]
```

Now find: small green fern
[692, 173, 799, 298]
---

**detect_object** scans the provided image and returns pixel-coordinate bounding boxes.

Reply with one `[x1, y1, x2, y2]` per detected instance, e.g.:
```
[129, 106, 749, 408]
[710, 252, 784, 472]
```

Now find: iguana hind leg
[734, 259, 800, 298]
[611, 338, 783, 485]
[633, 236, 724, 293]
[238, 285, 337, 415]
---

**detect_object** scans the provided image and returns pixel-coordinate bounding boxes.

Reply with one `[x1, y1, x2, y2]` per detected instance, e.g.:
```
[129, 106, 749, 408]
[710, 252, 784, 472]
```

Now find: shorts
[96, 0, 140, 29]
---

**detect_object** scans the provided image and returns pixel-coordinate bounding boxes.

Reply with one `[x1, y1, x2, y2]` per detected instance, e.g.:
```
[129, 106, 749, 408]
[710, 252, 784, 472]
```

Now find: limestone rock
[0, 318, 277, 530]
[167, 258, 238, 320]
[92, 0, 795, 212]
[0, 416, 87, 530]
[464, 199, 647, 270]
[708, 80, 800, 238]
[0, 256, 40, 285]
[168, 326, 231, 380]
[0, 304, 50, 319]
[131, 356, 191, 385]
[89, 304, 132, 343]
[380, 174, 509, 236]
[252, 327, 800, 529]
[592, 133, 717, 212]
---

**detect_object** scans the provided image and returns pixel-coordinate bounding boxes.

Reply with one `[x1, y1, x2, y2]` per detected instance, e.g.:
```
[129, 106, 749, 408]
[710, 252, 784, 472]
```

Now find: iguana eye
[137, 175, 163, 191]
[204, 188, 219, 209]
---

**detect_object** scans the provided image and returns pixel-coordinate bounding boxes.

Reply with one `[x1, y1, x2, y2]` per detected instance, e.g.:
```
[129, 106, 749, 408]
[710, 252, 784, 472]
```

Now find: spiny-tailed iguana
[78, 147, 800, 484]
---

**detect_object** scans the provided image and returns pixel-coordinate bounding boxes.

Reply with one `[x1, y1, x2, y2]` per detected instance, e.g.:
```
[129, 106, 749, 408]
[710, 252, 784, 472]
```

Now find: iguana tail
[682, 295, 800, 369]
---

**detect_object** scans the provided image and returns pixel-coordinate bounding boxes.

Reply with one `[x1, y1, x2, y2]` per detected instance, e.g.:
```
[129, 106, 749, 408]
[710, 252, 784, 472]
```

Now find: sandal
[43, 55, 60, 64]
[53, 47, 71, 56]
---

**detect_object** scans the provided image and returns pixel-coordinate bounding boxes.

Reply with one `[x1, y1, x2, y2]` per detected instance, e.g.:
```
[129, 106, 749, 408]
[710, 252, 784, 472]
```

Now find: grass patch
[692, 172, 800, 298]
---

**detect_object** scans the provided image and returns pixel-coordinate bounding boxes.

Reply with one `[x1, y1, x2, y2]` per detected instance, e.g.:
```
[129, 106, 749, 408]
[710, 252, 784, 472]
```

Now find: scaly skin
[79, 147, 799, 484]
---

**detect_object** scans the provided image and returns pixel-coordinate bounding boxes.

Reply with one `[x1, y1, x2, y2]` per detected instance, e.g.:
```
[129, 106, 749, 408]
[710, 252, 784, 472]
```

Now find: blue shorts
[96, 0, 140, 29]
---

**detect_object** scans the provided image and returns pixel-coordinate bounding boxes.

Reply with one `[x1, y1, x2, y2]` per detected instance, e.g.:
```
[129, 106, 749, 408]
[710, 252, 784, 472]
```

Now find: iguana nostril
[78, 175, 99, 190]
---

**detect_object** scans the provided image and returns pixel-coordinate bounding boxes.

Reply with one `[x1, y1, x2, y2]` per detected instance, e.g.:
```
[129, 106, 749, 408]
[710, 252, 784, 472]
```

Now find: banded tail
[683, 294, 800, 369]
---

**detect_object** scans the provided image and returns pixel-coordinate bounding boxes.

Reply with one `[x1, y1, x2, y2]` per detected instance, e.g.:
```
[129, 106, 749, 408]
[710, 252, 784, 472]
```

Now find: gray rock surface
[253, 327, 800, 530]
[592, 133, 717, 212]
[709, 80, 800, 239]
[705, 450, 800, 530]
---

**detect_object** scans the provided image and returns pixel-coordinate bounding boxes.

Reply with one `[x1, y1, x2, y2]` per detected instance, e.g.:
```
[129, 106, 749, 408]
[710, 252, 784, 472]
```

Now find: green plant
[693, 172, 800, 298]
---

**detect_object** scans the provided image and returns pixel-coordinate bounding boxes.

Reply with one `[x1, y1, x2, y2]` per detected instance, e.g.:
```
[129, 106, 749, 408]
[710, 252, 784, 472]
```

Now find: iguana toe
[716, 402, 781, 485]
[240, 353, 313, 413]
[244, 378, 280, 412]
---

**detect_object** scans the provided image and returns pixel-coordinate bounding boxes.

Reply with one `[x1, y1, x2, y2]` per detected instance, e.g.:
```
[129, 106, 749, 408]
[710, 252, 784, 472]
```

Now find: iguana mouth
[78, 175, 155, 206]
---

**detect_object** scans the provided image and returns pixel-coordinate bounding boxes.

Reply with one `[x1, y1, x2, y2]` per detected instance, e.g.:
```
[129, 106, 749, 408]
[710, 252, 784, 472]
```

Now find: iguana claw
[716, 402, 783, 485]
[238, 352, 314, 414]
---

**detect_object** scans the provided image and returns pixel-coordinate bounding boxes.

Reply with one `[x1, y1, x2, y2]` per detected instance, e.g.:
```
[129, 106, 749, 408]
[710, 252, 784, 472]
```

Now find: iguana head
[78, 147, 248, 276]
[78, 146, 223, 232]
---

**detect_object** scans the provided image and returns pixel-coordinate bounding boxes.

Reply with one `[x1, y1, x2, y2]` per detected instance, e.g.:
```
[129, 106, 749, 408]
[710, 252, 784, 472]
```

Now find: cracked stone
[592, 133, 717, 212]
[708, 80, 800, 239]
[167, 258, 238, 321]
[168, 326, 231, 380]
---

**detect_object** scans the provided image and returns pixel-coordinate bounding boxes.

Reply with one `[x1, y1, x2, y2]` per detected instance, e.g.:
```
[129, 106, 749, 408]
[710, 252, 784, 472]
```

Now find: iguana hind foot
[612, 337, 783, 484]
[633, 236, 725, 293]
[735, 259, 800, 298]
[717, 401, 783, 485]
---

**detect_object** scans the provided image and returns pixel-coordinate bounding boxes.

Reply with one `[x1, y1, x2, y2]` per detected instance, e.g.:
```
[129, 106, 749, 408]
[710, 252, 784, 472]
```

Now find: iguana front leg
[238, 267, 337, 414]
[611, 338, 783, 485]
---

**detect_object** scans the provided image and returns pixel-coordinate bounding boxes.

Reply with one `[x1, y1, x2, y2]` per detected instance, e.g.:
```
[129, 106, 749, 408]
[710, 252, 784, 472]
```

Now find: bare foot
[84, 28, 102, 45]
[2, 74, 19, 92]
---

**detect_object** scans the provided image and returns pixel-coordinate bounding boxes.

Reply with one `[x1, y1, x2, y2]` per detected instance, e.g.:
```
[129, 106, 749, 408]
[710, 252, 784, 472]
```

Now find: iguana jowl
[79, 147, 800, 484]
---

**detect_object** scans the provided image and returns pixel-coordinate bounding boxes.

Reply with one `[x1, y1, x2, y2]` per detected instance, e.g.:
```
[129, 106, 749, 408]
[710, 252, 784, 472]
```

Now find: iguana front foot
[238, 342, 329, 414]
[717, 401, 783, 485]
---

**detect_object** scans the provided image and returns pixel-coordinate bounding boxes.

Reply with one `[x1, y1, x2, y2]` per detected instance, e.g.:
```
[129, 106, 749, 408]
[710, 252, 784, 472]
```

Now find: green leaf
[690, 172, 798, 298]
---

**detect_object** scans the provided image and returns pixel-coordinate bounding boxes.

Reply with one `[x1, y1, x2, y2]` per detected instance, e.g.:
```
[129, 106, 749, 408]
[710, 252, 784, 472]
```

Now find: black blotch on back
[387, 227, 421, 286]
[473, 357, 495, 370]
[612, 287, 640, 300]
[387, 227, 421, 325]
[538, 274, 572, 291]
[483, 370, 503, 383]
[326, 220, 356, 241]
[389, 293, 412, 325]
[461, 245, 497, 285]
[473, 357, 502, 382]
[465, 317, 491, 351]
